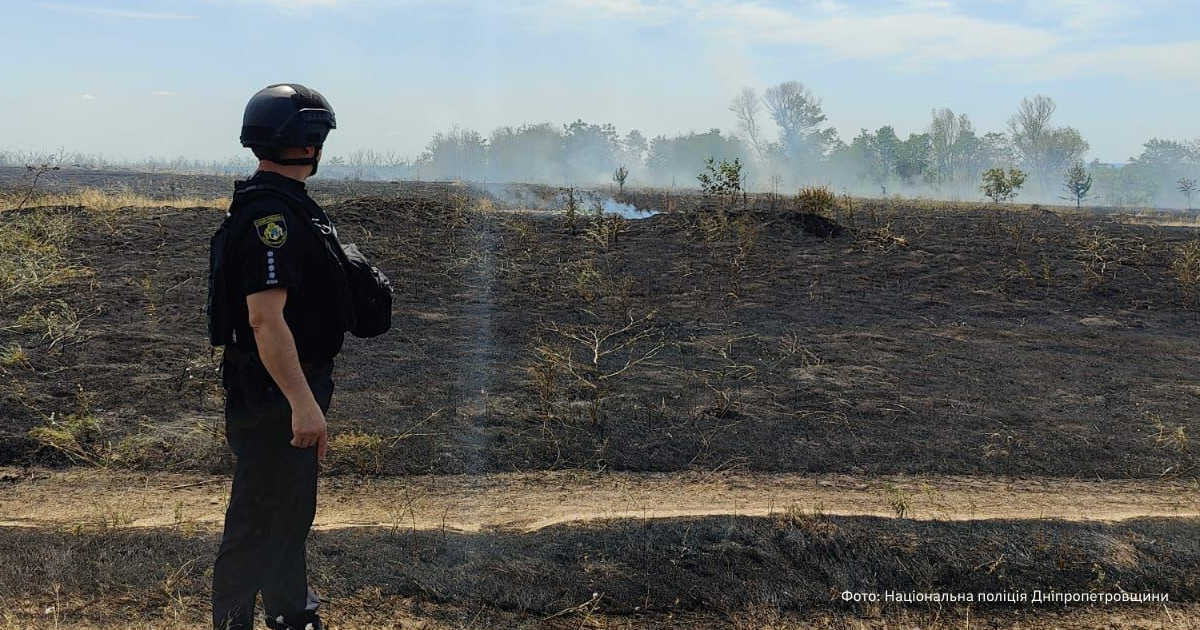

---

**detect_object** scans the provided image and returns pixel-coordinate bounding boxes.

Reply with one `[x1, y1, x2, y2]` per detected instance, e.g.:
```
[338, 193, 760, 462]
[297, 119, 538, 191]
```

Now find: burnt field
[4, 174, 1200, 628]
[2, 177, 1200, 479]
[3, 514, 1198, 628]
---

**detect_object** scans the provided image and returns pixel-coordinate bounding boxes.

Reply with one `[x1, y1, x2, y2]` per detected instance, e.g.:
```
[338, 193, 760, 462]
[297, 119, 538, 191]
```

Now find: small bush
[28, 410, 106, 465]
[793, 185, 838, 216]
[697, 157, 743, 209]
[0, 343, 30, 367]
[981, 167, 1027, 204]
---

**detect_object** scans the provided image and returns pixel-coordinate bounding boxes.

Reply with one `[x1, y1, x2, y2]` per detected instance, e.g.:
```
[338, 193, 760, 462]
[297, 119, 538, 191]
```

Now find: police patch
[254, 214, 288, 248]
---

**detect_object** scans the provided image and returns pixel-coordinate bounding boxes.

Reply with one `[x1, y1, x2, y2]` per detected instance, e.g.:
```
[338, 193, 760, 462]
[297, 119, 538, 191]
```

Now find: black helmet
[240, 83, 336, 155]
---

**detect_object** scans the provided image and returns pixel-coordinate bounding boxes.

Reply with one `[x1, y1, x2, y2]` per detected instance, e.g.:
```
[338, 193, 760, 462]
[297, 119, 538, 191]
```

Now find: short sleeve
[233, 203, 305, 296]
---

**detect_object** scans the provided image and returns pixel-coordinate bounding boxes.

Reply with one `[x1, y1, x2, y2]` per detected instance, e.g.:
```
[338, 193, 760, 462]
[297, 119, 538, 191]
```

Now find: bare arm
[247, 288, 327, 459]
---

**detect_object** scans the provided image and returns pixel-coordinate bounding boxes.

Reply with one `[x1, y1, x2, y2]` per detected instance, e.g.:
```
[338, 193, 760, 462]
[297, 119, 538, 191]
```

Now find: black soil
[2, 181, 1199, 479]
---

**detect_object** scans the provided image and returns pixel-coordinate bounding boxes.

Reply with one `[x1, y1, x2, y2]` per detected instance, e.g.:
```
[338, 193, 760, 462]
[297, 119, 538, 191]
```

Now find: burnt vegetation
[1, 176, 1198, 482]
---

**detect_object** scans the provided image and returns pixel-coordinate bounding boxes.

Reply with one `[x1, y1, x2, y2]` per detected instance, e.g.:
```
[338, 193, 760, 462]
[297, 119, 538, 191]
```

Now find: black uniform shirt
[226, 171, 345, 362]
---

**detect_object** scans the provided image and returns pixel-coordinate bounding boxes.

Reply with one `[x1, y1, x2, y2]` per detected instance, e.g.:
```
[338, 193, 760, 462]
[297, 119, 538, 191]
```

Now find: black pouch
[340, 242, 393, 338]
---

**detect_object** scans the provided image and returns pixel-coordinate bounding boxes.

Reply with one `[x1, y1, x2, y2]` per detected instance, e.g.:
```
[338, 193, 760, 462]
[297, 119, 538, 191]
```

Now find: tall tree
[1007, 95, 1089, 190]
[420, 125, 487, 181]
[763, 81, 831, 165]
[730, 87, 768, 160]
[927, 108, 975, 186]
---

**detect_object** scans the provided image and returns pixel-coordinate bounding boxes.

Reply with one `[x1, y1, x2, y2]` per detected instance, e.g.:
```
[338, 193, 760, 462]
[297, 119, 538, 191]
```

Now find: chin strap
[264, 143, 322, 177]
[271, 156, 320, 177]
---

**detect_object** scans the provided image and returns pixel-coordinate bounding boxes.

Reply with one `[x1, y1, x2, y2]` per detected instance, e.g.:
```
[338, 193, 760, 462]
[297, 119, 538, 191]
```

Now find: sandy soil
[3, 467, 1197, 532]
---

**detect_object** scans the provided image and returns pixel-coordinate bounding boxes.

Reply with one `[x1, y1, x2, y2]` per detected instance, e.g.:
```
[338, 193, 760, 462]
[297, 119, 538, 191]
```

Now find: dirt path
[3, 467, 1197, 532]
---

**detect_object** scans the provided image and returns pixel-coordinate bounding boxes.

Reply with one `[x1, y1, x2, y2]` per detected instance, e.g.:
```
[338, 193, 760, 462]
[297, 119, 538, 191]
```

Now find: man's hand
[291, 399, 328, 459]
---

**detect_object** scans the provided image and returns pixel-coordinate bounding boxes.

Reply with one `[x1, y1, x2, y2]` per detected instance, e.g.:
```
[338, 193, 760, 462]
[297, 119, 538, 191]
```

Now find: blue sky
[2, 0, 1197, 163]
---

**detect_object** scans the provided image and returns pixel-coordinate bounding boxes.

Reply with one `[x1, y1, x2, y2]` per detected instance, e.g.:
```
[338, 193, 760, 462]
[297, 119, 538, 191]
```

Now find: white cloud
[899, 0, 956, 10]
[81, 94, 96, 100]
[698, 2, 1059, 70]
[1025, 40, 1200, 82]
[168, 0, 1200, 83]
[1024, 0, 1145, 31]
[553, 0, 1196, 82]
[38, 3, 197, 19]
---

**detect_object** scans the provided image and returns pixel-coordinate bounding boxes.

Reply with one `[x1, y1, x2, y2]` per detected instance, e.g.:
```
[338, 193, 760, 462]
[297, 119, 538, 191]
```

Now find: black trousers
[212, 356, 334, 630]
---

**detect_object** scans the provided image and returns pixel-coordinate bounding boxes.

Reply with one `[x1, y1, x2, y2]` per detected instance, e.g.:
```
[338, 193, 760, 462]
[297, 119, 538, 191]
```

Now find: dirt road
[3, 467, 1196, 532]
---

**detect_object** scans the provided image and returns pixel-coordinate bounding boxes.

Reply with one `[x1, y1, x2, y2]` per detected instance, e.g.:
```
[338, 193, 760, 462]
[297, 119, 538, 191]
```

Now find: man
[208, 83, 343, 630]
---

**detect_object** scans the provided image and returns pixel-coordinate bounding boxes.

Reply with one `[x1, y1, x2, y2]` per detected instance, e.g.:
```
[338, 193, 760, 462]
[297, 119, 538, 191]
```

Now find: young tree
[697, 156, 743, 208]
[613, 165, 629, 193]
[981, 167, 1028, 204]
[1062, 161, 1093, 208]
[1180, 178, 1198, 210]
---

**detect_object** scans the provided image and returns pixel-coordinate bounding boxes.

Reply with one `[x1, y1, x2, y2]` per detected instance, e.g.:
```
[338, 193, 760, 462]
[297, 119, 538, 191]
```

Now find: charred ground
[3, 178, 1199, 478]
[4, 173, 1200, 628]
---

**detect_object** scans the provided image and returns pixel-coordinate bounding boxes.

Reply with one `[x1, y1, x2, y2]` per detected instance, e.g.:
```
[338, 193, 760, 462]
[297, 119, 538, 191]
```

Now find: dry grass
[1171, 239, 1200, 307]
[327, 430, 386, 475]
[0, 186, 228, 213]
[0, 211, 87, 299]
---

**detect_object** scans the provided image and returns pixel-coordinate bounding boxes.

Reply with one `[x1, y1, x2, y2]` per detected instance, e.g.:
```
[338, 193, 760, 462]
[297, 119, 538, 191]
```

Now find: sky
[2, 0, 1197, 164]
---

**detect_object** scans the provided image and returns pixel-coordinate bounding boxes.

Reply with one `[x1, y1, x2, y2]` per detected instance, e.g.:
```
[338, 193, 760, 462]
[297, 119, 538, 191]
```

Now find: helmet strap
[271, 151, 320, 177]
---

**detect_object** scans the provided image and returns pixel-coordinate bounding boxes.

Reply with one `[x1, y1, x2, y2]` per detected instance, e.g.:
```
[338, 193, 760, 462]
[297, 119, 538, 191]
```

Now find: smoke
[471, 183, 660, 219]
[6, 84, 1199, 209]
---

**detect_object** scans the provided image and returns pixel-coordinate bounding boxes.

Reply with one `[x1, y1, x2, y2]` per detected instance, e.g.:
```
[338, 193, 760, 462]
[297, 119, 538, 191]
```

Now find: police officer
[209, 83, 342, 630]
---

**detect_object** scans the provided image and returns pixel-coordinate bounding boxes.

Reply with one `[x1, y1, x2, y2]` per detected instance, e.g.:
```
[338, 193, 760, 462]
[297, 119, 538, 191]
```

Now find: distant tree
[927, 108, 974, 185]
[979, 132, 1015, 166]
[347, 148, 379, 180]
[382, 150, 407, 168]
[420, 125, 487, 181]
[1181, 178, 1198, 210]
[1128, 139, 1200, 206]
[763, 81, 835, 166]
[647, 128, 748, 187]
[1007, 95, 1089, 190]
[1061, 161, 1093, 208]
[621, 130, 648, 167]
[613, 165, 628, 193]
[488, 122, 565, 182]
[730, 87, 768, 160]
[562, 119, 620, 182]
[896, 133, 933, 186]
[981, 167, 1028, 204]
[1090, 159, 1155, 207]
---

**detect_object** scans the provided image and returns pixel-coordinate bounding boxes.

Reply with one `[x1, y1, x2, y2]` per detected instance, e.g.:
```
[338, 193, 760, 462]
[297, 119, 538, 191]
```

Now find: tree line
[3, 82, 1198, 208]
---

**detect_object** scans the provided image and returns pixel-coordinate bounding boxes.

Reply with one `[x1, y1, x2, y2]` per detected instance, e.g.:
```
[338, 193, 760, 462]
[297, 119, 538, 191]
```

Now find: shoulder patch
[254, 214, 288, 248]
